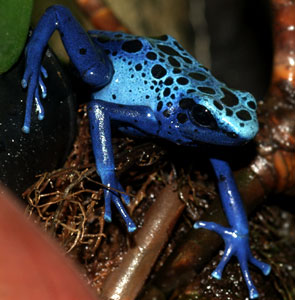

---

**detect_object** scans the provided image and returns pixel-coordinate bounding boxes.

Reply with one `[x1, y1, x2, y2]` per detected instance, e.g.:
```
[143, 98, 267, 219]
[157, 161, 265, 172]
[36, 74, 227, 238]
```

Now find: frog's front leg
[194, 158, 271, 299]
[22, 5, 113, 133]
[88, 100, 159, 232]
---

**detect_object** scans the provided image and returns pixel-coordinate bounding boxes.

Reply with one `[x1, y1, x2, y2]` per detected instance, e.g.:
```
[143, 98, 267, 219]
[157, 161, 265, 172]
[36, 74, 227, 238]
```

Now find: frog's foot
[194, 221, 271, 299]
[102, 172, 136, 233]
[21, 65, 48, 133]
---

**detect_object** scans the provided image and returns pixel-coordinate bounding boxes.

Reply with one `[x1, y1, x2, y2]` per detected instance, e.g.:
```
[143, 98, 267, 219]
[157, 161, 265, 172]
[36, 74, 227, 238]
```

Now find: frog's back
[90, 30, 205, 109]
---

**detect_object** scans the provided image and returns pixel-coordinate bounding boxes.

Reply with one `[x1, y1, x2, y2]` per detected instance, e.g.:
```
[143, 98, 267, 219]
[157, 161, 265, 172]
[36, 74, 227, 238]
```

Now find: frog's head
[171, 86, 258, 146]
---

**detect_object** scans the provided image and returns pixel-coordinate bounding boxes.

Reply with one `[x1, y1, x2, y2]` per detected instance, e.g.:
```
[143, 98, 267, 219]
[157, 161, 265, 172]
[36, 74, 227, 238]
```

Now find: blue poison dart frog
[21, 5, 270, 299]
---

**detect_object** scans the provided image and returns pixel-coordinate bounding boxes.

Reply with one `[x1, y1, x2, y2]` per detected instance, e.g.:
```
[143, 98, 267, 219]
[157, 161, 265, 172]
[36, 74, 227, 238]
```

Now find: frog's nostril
[225, 131, 238, 139]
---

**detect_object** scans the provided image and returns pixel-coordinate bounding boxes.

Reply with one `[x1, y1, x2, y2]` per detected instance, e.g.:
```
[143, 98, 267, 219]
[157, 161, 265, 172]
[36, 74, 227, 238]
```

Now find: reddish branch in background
[76, 0, 128, 32]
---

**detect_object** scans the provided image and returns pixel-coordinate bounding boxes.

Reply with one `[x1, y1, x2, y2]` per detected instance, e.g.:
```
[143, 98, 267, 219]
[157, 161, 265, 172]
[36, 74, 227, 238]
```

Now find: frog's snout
[222, 113, 259, 144]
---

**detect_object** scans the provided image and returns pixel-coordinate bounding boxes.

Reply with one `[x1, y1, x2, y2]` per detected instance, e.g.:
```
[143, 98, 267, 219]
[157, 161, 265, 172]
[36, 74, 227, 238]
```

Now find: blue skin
[21, 5, 271, 298]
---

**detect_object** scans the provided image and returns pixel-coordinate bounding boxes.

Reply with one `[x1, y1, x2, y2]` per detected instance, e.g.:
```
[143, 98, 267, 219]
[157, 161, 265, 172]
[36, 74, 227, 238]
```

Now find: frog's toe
[238, 254, 260, 299]
[34, 89, 45, 120]
[22, 125, 30, 134]
[21, 69, 31, 88]
[41, 65, 48, 78]
[39, 75, 47, 99]
[103, 189, 112, 223]
[211, 244, 234, 279]
[127, 221, 137, 233]
[249, 287, 259, 299]
[21, 78, 28, 88]
[104, 214, 112, 223]
[193, 221, 227, 236]
[111, 194, 136, 232]
[211, 270, 222, 280]
[249, 254, 271, 275]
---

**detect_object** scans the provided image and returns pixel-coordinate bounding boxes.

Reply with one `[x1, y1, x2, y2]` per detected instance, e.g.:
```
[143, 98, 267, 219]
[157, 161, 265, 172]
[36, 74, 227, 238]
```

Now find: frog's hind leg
[22, 5, 113, 132]
[194, 158, 271, 299]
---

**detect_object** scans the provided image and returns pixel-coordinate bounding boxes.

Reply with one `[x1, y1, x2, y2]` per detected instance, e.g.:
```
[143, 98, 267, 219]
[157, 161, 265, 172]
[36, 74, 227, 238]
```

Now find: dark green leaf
[0, 0, 33, 74]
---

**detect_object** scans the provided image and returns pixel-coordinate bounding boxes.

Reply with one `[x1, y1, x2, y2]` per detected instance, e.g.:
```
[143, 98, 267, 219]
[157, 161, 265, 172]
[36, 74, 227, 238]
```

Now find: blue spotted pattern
[91, 31, 258, 146]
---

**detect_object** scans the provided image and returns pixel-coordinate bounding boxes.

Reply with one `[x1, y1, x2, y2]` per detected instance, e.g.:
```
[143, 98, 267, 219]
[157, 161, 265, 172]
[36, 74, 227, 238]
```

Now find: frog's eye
[189, 104, 217, 129]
